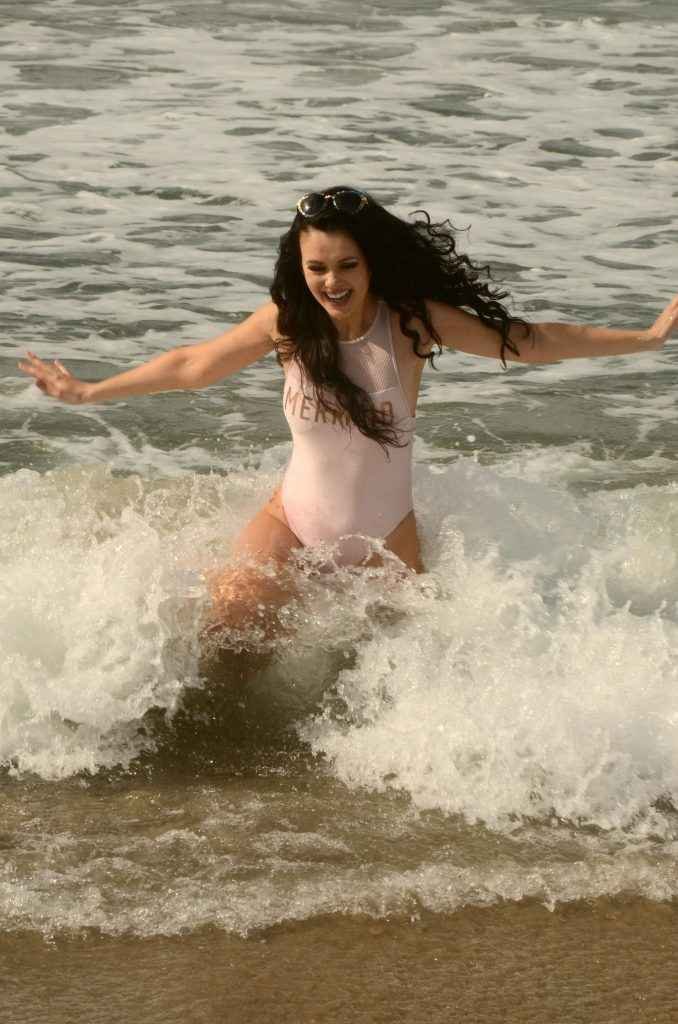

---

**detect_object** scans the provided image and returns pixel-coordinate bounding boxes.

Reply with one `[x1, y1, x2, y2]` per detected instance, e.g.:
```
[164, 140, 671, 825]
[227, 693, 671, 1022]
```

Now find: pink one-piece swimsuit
[281, 301, 415, 565]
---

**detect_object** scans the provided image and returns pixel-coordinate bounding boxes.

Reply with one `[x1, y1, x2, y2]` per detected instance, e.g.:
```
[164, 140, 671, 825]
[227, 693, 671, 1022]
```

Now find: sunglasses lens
[333, 190, 365, 214]
[297, 190, 367, 218]
[297, 193, 326, 218]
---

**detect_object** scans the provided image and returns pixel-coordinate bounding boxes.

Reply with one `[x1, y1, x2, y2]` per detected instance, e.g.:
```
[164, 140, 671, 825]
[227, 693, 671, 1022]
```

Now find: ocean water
[1, 0, 678, 973]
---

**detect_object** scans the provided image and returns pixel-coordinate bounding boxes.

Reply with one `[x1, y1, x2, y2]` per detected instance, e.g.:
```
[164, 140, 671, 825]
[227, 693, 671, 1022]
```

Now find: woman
[18, 186, 678, 634]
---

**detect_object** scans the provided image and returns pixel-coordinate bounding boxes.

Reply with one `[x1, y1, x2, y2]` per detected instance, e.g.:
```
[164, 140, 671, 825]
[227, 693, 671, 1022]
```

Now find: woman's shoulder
[245, 300, 280, 337]
[386, 301, 438, 356]
[238, 301, 289, 355]
[256, 300, 295, 365]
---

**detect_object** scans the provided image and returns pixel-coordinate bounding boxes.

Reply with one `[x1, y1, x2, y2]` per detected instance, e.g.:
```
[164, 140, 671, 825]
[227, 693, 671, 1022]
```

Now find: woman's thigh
[205, 497, 302, 638]
[382, 511, 425, 573]
[233, 489, 300, 563]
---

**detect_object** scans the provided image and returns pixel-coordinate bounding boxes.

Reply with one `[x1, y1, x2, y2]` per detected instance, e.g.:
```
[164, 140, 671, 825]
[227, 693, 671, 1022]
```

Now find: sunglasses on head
[296, 189, 368, 219]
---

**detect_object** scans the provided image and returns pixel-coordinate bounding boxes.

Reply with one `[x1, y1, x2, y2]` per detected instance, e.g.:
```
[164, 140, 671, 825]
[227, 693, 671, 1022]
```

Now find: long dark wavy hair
[270, 186, 530, 448]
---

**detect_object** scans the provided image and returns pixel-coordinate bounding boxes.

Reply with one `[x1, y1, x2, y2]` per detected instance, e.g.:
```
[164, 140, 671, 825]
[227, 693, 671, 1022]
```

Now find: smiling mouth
[323, 289, 351, 303]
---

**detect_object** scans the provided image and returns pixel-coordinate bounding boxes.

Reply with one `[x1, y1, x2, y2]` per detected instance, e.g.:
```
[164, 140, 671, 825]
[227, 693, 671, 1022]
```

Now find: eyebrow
[305, 257, 359, 265]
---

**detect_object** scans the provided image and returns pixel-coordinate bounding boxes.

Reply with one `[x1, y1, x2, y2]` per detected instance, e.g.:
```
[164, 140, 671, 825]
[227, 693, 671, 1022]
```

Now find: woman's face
[299, 227, 372, 330]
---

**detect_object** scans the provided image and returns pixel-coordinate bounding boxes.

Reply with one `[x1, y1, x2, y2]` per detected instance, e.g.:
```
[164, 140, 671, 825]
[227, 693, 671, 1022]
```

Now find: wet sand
[3, 899, 677, 1024]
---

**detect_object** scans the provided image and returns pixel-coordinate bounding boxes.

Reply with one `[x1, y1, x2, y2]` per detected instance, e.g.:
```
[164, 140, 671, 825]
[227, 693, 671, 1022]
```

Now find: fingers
[18, 352, 68, 380]
[648, 296, 678, 347]
[18, 351, 47, 375]
[17, 352, 85, 404]
[661, 298, 678, 338]
[17, 357, 43, 379]
[17, 351, 70, 397]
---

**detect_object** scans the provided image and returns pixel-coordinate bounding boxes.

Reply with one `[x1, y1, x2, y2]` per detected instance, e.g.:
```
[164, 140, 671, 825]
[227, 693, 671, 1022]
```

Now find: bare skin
[17, 225, 678, 642]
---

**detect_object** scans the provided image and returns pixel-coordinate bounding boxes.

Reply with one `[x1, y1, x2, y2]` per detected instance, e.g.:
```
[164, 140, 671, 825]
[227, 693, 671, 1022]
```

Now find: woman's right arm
[18, 302, 279, 404]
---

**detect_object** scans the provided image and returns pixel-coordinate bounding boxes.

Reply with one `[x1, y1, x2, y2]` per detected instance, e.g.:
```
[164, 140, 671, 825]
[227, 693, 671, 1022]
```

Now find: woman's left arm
[427, 294, 678, 363]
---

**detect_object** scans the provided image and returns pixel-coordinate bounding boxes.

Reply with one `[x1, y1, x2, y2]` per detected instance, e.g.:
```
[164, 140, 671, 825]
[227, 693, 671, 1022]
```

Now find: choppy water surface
[1, 0, 678, 940]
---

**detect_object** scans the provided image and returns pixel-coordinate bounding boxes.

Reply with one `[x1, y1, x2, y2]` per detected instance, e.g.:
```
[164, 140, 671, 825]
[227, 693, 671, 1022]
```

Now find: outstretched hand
[647, 295, 678, 348]
[17, 352, 89, 404]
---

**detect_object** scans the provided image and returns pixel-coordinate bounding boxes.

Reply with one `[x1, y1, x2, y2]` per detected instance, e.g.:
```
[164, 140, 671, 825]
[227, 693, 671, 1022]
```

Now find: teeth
[326, 290, 350, 300]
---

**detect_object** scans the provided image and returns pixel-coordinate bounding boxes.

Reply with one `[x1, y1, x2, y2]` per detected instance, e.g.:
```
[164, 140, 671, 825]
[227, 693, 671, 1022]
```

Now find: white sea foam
[4, 846, 678, 937]
[0, 465, 231, 776]
[1, 785, 676, 938]
[300, 456, 678, 833]
[1, 453, 677, 841]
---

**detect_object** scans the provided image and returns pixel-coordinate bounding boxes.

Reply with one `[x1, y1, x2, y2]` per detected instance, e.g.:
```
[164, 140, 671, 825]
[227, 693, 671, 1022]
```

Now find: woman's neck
[335, 294, 379, 342]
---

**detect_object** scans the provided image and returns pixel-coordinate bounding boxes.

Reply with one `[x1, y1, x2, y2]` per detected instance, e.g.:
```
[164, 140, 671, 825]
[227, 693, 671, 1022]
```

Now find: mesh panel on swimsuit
[340, 330, 399, 393]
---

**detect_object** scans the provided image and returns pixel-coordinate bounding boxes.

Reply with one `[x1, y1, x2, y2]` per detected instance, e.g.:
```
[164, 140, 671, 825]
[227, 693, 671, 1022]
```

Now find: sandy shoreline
[3, 898, 677, 1024]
